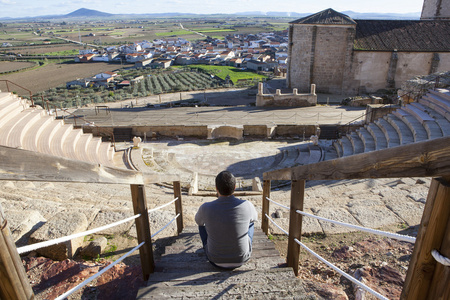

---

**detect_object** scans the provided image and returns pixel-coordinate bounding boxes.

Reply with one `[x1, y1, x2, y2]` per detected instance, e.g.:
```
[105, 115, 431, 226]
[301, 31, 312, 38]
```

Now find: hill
[64, 8, 113, 18]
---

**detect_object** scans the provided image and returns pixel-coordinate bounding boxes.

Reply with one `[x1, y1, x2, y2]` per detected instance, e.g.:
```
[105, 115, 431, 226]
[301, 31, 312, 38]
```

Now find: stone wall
[365, 104, 399, 124]
[256, 83, 317, 107]
[87, 124, 322, 140]
[346, 51, 450, 94]
[421, 0, 450, 20]
[287, 24, 356, 94]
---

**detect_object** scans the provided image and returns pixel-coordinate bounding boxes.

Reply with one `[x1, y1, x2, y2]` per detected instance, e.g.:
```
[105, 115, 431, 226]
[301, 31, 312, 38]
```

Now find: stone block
[80, 237, 108, 258]
[30, 212, 88, 260]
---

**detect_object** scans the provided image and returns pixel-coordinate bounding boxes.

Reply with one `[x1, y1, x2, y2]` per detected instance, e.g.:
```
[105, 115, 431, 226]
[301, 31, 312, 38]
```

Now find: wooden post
[261, 180, 271, 235]
[286, 179, 305, 276]
[0, 203, 34, 300]
[401, 177, 450, 300]
[173, 181, 184, 234]
[130, 184, 154, 280]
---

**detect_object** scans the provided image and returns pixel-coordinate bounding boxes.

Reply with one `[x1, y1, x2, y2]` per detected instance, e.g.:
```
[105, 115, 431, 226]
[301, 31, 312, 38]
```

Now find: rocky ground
[11, 176, 426, 300]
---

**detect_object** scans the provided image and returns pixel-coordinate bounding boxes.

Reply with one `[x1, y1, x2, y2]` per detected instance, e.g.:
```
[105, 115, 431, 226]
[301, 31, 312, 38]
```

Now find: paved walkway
[73, 105, 365, 126]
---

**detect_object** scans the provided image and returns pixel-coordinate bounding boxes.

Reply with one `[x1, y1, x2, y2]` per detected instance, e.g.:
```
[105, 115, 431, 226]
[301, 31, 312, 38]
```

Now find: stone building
[287, 0, 450, 95]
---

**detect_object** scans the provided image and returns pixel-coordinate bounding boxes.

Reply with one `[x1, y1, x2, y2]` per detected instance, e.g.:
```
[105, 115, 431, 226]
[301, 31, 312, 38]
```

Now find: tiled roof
[290, 8, 356, 25]
[354, 20, 450, 52]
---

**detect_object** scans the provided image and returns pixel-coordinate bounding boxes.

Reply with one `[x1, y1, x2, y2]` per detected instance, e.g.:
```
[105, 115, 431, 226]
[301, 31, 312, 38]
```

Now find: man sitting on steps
[195, 170, 258, 269]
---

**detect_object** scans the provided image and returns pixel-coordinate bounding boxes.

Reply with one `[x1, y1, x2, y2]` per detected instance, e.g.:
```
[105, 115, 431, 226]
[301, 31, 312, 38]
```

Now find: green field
[196, 29, 236, 33]
[42, 49, 79, 56]
[155, 30, 192, 36]
[187, 65, 267, 83]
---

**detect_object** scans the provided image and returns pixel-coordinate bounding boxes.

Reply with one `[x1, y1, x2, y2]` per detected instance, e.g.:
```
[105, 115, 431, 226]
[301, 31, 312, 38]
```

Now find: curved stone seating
[348, 132, 365, 153]
[366, 123, 388, 150]
[385, 115, 415, 145]
[375, 118, 400, 147]
[357, 128, 376, 152]
[338, 136, 353, 156]
[331, 89, 450, 159]
[22, 115, 55, 152]
[7, 109, 46, 148]
[0, 92, 117, 168]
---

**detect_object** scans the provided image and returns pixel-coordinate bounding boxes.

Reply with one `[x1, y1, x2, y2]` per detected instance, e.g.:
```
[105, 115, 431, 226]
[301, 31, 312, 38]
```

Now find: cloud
[0, 0, 16, 4]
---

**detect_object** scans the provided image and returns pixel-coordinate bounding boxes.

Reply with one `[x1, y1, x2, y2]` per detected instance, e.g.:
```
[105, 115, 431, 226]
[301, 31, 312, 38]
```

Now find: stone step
[385, 115, 414, 145]
[86, 137, 102, 164]
[338, 136, 353, 156]
[416, 99, 450, 136]
[75, 134, 93, 162]
[366, 123, 388, 150]
[137, 278, 308, 300]
[357, 128, 375, 152]
[98, 142, 114, 166]
[332, 141, 343, 158]
[0, 109, 40, 146]
[51, 124, 74, 157]
[404, 104, 434, 122]
[37, 120, 64, 155]
[22, 115, 55, 152]
[348, 132, 364, 154]
[308, 146, 322, 163]
[62, 128, 83, 160]
[7, 109, 46, 148]
[422, 94, 450, 122]
[427, 90, 450, 110]
[375, 118, 400, 147]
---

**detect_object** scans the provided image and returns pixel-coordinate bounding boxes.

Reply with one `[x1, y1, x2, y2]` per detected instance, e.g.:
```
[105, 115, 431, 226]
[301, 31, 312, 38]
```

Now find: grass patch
[188, 65, 267, 82]
[155, 30, 192, 36]
[196, 28, 236, 33]
[41, 49, 79, 56]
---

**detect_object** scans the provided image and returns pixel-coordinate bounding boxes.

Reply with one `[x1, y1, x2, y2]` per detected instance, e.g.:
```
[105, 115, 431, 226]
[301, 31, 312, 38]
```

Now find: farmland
[187, 65, 267, 83]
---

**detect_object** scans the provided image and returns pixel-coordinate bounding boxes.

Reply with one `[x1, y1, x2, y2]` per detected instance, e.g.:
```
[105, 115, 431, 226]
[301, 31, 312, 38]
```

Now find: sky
[0, 0, 425, 19]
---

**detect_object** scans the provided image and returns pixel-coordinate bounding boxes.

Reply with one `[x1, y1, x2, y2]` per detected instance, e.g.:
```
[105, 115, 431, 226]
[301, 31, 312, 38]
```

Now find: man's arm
[195, 204, 205, 226]
[248, 201, 258, 222]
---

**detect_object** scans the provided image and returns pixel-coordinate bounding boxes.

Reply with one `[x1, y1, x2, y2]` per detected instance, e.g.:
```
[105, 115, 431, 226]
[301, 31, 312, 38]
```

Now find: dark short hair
[215, 171, 236, 196]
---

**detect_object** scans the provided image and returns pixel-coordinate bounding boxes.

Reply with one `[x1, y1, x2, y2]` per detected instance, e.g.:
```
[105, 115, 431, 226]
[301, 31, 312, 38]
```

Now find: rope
[151, 213, 180, 238]
[296, 210, 416, 244]
[17, 214, 141, 254]
[148, 197, 178, 213]
[265, 214, 289, 235]
[55, 241, 145, 300]
[432, 249, 450, 266]
[266, 197, 290, 210]
[294, 238, 389, 300]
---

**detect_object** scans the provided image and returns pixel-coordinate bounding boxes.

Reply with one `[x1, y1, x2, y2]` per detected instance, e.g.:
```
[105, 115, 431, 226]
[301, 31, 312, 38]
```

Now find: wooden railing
[262, 136, 450, 299]
[0, 80, 37, 107]
[0, 145, 182, 299]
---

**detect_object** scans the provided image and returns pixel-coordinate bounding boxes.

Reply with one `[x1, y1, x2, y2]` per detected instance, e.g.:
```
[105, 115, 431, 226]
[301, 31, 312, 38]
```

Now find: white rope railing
[17, 214, 141, 254]
[148, 197, 178, 213]
[432, 249, 450, 266]
[296, 210, 416, 244]
[151, 213, 180, 238]
[55, 241, 145, 300]
[294, 238, 389, 300]
[265, 213, 289, 235]
[265, 213, 389, 300]
[267, 197, 289, 210]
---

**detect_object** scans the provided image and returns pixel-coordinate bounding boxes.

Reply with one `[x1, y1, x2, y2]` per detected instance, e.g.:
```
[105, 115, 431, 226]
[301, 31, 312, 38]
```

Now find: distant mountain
[235, 10, 421, 20]
[341, 10, 421, 20]
[0, 8, 422, 21]
[64, 8, 113, 18]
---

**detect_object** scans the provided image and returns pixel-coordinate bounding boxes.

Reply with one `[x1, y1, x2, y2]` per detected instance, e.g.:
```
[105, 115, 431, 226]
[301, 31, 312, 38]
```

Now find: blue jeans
[198, 223, 255, 267]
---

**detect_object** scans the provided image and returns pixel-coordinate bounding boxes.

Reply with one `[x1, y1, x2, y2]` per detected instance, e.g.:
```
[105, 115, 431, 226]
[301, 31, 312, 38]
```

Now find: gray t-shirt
[195, 195, 258, 264]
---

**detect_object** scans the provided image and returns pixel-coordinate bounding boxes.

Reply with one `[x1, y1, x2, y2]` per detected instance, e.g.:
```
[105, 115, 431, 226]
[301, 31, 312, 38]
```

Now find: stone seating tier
[0, 92, 117, 168]
[330, 90, 450, 159]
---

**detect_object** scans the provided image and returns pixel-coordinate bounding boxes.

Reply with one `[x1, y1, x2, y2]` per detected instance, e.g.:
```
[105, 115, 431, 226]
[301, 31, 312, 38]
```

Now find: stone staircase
[137, 226, 322, 299]
[329, 89, 450, 159]
[0, 91, 117, 167]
